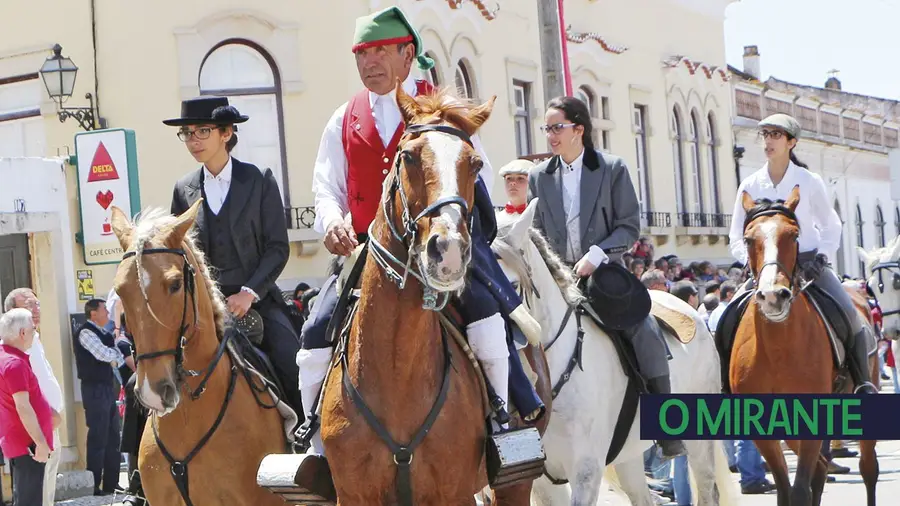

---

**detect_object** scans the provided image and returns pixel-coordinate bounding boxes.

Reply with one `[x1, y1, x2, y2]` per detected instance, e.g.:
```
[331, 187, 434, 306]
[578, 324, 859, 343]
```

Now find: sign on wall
[74, 129, 141, 265]
[76, 269, 94, 300]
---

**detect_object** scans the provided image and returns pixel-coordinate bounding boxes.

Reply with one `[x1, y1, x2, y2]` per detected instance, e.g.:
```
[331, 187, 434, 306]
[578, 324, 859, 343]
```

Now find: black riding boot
[647, 375, 687, 459]
[848, 329, 878, 394]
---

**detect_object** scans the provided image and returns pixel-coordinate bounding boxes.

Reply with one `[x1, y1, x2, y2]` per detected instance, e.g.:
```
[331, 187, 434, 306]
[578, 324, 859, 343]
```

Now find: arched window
[199, 41, 289, 204]
[834, 200, 846, 275]
[424, 51, 440, 86]
[706, 112, 721, 215]
[875, 205, 886, 247]
[856, 204, 865, 276]
[455, 60, 474, 99]
[688, 110, 704, 216]
[671, 106, 687, 218]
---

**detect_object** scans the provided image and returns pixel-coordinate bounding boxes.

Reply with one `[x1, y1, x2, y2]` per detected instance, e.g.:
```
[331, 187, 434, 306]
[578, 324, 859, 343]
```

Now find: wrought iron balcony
[285, 207, 316, 230]
[677, 213, 732, 228]
[641, 212, 671, 228]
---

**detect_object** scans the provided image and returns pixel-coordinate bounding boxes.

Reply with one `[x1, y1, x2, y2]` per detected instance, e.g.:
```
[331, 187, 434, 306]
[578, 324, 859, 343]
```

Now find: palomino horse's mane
[125, 207, 228, 339]
[493, 225, 584, 307]
[743, 197, 800, 231]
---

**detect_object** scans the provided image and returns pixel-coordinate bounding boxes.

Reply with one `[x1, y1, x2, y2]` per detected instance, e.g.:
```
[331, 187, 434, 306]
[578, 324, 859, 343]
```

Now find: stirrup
[293, 414, 320, 453]
[853, 381, 878, 394]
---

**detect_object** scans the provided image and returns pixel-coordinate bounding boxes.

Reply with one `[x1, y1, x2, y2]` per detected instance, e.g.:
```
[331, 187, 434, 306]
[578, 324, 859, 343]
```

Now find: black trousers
[254, 294, 305, 418]
[82, 381, 121, 494]
[11, 454, 45, 506]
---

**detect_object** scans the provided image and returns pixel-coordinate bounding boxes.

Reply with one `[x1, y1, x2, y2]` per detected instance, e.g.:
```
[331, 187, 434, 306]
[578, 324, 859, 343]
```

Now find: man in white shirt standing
[4, 288, 64, 506]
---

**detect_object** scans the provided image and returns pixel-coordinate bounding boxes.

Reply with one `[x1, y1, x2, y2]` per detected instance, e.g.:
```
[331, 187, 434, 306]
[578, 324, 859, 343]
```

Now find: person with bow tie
[497, 159, 535, 227]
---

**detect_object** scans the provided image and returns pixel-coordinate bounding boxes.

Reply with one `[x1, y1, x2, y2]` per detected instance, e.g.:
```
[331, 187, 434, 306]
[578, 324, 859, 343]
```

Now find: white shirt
[26, 334, 64, 413]
[559, 150, 608, 268]
[203, 157, 233, 215]
[728, 161, 842, 265]
[707, 300, 728, 334]
[311, 75, 494, 234]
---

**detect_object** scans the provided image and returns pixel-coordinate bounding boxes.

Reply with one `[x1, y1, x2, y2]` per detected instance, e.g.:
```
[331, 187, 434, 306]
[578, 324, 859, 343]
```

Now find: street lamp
[39, 44, 97, 131]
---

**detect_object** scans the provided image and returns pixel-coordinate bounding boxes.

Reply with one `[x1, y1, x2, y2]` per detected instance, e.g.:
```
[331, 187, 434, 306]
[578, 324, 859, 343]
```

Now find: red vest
[341, 79, 434, 234]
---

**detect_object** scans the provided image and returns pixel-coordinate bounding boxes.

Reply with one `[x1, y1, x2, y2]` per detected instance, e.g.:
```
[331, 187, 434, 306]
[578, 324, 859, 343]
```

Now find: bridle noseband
[743, 205, 813, 296]
[367, 122, 475, 311]
[121, 247, 221, 399]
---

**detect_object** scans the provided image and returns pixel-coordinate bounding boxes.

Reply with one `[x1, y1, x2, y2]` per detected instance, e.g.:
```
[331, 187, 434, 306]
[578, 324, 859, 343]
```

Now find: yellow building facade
[0, 0, 739, 486]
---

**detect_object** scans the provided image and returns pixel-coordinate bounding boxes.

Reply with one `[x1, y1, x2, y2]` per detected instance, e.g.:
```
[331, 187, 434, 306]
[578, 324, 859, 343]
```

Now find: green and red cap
[351, 6, 435, 71]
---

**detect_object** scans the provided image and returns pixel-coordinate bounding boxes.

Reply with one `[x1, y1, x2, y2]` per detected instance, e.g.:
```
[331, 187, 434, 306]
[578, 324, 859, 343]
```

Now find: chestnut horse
[319, 85, 546, 506]
[733, 186, 879, 506]
[110, 203, 288, 506]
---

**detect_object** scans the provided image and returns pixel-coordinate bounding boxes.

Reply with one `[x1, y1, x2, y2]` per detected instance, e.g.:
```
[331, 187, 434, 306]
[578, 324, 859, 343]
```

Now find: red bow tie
[505, 203, 526, 214]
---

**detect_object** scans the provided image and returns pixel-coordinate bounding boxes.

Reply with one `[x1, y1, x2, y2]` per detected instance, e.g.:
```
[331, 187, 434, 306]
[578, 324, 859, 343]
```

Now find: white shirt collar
[203, 156, 233, 183]
[760, 160, 797, 189]
[560, 149, 585, 174]
[368, 74, 419, 110]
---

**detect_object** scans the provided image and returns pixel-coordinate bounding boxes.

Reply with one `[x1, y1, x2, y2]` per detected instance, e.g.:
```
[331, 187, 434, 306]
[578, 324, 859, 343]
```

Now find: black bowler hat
[585, 261, 652, 330]
[162, 96, 249, 126]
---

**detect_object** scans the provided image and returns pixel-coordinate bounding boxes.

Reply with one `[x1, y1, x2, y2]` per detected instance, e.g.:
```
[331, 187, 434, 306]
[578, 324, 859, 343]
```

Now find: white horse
[491, 200, 737, 506]
[857, 238, 900, 371]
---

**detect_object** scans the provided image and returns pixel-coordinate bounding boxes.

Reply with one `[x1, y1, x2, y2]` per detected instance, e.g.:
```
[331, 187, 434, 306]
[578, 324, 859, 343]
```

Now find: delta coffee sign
[74, 129, 141, 265]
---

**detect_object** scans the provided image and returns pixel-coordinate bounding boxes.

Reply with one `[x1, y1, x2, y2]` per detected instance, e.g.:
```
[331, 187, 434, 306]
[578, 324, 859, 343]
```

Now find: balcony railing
[677, 212, 732, 228]
[641, 211, 671, 228]
[285, 207, 316, 230]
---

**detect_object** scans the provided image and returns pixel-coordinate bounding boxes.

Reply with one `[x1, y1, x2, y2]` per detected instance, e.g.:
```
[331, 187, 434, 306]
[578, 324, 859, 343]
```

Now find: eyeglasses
[540, 123, 576, 135]
[758, 129, 785, 140]
[177, 127, 215, 142]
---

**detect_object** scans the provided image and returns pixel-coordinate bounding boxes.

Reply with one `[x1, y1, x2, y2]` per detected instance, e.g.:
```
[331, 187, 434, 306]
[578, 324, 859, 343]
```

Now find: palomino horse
[318, 85, 547, 505]
[110, 203, 289, 506]
[859, 236, 900, 375]
[733, 186, 878, 506]
[492, 201, 737, 506]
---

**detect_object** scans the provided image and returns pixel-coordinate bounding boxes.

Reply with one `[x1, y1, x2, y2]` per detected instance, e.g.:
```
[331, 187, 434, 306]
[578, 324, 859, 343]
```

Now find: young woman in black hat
[527, 95, 685, 459]
[164, 96, 305, 415]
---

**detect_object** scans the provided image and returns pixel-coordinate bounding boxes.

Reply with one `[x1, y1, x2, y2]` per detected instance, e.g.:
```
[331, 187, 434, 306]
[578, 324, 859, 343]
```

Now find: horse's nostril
[777, 288, 792, 301]
[426, 235, 445, 262]
[157, 379, 177, 406]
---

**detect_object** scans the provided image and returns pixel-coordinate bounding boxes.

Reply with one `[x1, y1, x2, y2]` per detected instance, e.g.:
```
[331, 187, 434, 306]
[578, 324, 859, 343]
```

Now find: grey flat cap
[499, 159, 535, 177]
[759, 113, 801, 139]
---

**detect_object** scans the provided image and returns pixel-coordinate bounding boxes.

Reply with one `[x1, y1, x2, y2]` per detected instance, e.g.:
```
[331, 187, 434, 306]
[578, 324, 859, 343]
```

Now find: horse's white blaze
[141, 268, 152, 291]
[423, 131, 465, 234]
[757, 221, 780, 293]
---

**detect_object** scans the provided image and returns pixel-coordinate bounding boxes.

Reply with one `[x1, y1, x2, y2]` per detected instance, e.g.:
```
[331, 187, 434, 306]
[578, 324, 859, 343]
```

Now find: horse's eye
[169, 279, 182, 294]
[743, 236, 754, 245]
[400, 151, 416, 165]
[471, 157, 484, 174]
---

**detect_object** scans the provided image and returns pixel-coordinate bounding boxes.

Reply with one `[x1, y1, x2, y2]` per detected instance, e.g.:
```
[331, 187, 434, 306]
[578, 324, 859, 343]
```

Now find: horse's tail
[713, 439, 740, 506]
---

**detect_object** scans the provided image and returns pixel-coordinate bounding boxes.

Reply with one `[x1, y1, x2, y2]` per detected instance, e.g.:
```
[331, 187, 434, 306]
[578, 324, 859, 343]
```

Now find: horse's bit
[367, 123, 476, 311]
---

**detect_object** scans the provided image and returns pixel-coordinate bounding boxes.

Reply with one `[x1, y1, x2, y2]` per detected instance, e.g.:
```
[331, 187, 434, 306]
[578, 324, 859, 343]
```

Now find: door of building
[0, 234, 31, 304]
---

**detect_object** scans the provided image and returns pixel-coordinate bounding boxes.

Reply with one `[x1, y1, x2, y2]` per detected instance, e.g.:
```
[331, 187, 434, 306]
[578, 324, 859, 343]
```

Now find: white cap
[499, 159, 535, 178]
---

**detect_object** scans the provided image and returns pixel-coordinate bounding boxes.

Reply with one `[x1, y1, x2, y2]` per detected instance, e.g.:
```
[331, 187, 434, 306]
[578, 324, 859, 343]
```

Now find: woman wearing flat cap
[164, 96, 305, 415]
[727, 113, 877, 394]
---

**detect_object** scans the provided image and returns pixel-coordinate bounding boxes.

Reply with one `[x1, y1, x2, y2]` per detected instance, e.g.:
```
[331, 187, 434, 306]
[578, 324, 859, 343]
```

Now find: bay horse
[110, 202, 289, 506]
[318, 85, 548, 506]
[733, 186, 879, 506]
[492, 201, 737, 506]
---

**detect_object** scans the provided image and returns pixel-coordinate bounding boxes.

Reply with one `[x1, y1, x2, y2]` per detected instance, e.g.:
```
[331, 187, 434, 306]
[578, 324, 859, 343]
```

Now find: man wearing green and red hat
[298, 5, 543, 466]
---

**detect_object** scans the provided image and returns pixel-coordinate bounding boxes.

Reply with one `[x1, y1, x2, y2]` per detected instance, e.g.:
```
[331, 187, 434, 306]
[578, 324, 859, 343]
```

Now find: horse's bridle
[743, 207, 813, 296]
[367, 123, 475, 311]
[121, 247, 223, 399]
[870, 260, 900, 318]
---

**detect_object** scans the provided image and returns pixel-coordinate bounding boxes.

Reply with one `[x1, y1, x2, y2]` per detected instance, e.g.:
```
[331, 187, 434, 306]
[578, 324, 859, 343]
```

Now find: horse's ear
[110, 206, 133, 251]
[741, 191, 756, 213]
[170, 199, 202, 244]
[785, 184, 801, 212]
[396, 80, 420, 125]
[506, 199, 538, 250]
[857, 247, 873, 275]
[466, 95, 497, 133]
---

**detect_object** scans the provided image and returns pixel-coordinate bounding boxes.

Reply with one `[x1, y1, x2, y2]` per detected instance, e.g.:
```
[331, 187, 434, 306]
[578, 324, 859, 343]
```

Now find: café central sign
[74, 129, 141, 265]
